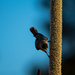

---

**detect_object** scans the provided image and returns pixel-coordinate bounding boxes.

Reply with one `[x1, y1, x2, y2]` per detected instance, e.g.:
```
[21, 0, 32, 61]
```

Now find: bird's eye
[42, 44, 48, 49]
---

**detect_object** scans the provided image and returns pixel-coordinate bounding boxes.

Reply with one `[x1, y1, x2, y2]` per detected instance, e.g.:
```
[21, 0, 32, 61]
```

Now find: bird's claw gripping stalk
[48, 40, 51, 42]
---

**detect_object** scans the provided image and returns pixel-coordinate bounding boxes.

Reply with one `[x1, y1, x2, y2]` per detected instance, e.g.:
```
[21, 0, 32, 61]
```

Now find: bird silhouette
[30, 27, 50, 57]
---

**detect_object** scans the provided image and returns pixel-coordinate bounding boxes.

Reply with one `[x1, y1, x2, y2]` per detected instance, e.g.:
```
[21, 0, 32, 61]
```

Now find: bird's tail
[30, 27, 38, 37]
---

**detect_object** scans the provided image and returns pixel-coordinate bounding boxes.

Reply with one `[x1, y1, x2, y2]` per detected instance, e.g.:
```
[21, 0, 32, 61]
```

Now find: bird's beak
[46, 48, 48, 52]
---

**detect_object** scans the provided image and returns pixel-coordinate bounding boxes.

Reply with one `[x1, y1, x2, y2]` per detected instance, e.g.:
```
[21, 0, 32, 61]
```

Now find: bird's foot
[48, 40, 51, 42]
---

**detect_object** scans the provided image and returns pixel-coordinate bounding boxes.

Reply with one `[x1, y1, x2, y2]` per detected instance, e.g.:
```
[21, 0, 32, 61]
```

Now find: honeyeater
[30, 27, 50, 57]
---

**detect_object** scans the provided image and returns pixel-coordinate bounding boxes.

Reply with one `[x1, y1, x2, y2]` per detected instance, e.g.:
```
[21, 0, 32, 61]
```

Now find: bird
[30, 27, 50, 57]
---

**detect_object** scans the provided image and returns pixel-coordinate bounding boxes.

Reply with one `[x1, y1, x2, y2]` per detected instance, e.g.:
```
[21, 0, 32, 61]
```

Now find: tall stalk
[37, 69, 41, 75]
[49, 0, 62, 75]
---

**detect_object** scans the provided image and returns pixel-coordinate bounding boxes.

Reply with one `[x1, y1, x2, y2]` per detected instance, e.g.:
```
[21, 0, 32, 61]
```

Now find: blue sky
[0, 0, 50, 75]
